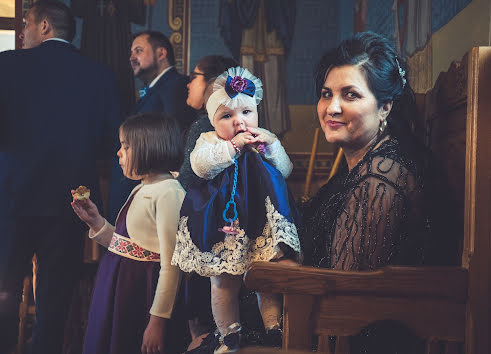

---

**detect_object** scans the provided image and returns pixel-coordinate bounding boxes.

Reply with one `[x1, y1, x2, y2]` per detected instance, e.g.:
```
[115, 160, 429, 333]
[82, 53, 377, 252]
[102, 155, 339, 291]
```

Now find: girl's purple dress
[83, 195, 187, 354]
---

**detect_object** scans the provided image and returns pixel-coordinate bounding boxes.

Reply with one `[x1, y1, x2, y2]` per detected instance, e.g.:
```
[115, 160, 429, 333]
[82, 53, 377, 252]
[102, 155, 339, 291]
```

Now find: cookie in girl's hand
[73, 185, 90, 200]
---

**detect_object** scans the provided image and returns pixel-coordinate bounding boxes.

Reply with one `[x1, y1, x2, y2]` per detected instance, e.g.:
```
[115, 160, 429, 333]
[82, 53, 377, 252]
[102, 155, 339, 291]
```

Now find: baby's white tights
[210, 274, 281, 336]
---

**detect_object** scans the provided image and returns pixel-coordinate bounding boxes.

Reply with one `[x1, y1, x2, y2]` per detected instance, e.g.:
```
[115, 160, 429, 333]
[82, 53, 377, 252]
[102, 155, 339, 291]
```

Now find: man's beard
[135, 58, 159, 84]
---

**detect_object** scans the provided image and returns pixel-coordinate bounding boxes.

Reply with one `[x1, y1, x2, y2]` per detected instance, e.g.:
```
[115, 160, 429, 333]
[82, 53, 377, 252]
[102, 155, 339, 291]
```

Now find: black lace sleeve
[304, 139, 427, 270]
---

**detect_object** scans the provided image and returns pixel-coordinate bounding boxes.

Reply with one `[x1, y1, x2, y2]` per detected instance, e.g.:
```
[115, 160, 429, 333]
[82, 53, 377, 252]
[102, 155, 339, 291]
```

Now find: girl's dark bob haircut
[120, 112, 183, 176]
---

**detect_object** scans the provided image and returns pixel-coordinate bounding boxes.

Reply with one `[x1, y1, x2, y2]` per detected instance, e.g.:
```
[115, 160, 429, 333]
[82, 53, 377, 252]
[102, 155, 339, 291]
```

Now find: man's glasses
[190, 71, 205, 81]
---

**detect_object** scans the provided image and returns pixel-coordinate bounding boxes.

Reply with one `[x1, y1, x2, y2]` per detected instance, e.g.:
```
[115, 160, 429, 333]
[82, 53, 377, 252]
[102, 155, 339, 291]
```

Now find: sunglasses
[190, 71, 205, 81]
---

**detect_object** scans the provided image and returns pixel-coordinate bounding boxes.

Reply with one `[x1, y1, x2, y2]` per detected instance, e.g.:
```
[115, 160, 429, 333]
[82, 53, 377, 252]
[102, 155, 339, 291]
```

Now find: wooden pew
[245, 264, 466, 353]
[243, 47, 491, 353]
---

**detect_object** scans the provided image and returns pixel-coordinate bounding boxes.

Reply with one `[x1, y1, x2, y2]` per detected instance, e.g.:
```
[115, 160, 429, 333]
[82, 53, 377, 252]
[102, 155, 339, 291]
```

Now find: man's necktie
[139, 85, 149, 98]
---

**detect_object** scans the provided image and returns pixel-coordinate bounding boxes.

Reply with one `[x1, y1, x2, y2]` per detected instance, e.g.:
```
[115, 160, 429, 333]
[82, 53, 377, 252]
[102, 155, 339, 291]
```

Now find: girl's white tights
[210, 274, 282, 336]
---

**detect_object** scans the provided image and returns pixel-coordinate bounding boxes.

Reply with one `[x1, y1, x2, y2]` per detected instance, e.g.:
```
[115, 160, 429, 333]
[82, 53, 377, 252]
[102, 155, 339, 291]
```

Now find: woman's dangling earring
[379, 119, 387, 132]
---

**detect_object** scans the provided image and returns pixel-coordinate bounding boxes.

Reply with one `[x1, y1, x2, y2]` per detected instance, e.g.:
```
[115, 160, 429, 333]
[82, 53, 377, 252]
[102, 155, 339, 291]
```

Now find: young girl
[71, 113, 186, 354]
[172, 67, 301, 352]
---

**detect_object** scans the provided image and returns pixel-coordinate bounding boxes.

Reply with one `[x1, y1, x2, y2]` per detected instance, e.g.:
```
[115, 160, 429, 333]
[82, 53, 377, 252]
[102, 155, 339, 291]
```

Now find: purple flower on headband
[229, 76, 248, 93]
[225, 75, 256, 98]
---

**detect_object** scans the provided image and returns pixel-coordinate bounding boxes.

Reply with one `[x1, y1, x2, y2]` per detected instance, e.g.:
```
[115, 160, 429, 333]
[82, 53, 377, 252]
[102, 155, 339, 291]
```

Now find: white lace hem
[171, 196, 301, 276]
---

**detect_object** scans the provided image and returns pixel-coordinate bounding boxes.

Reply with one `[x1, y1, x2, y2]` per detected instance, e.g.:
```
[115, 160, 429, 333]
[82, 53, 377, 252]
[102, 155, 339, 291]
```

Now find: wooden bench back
[245, 263, 467, 353]
[460, 47, 491, 354]
[426, 46, 491, 353]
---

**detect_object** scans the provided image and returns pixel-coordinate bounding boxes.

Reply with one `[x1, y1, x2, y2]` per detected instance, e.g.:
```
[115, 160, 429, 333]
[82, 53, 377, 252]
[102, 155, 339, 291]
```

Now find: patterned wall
[65, 0, 473, 104]
[67, 0, 173, 51]
[338, 0, 354, 42]
[366, 0, 396, 44]
[432, 0, 472, 33]
[189, 0, 339, 106]
[189, 0, 232, 70]
[131, 1, 172, 40]
[130, 1, 172, 88]
[362, 0, 473, 44]
[287, 0, 338, 105]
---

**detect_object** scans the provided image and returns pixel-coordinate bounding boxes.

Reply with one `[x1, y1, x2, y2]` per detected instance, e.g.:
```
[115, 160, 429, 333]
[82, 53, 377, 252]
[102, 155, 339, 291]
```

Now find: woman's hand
[247, 127, 277, 146]
[70, 190, 104, 233]
[141, 315, 167, 354]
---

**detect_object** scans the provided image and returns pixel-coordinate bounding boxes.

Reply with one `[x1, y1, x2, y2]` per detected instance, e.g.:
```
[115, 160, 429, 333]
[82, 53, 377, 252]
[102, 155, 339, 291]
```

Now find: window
[0, 29, 15, 51]
[0, 0, 22, 51]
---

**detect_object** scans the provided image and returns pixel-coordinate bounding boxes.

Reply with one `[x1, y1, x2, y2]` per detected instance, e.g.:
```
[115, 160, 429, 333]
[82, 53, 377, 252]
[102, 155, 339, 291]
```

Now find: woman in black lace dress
[301, 31, 433, 353]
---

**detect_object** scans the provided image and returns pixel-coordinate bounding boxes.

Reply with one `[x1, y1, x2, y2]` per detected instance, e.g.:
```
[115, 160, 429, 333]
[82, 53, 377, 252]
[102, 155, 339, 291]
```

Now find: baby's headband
[206, 66, 263, 127]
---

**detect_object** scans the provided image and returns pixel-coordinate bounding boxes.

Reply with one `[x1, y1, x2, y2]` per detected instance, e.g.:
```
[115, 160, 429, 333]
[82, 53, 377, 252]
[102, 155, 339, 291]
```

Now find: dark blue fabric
[0, 40, 120, 353]
[131, 67, 194, 131]
[107, 67, 195, 224]
[236, 0, 261, 27]
[218, 0, 241, 60]
[0, 216, 85, 354]
[264, 0, 296, 55]
[181, 150, 299, 252]
[0, 40, 121, 218]
[218, 0, 260, 60]
[218, 0, 296, 59]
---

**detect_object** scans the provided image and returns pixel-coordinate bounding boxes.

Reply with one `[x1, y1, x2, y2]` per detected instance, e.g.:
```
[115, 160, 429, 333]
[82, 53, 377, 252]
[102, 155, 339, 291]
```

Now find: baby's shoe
[263, 327, 282, 348]
[186, 329, 220, 353]
[263, 323, 282, 348]
[214, 322, 242, 353]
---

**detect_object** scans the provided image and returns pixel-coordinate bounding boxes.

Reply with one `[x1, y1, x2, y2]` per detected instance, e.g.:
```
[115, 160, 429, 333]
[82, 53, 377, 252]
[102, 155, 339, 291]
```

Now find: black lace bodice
[302, 137, 429, 270]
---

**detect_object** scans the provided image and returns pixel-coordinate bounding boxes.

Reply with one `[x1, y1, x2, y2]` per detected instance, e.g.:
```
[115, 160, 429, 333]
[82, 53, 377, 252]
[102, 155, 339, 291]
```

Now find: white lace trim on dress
[171, 196, 301, 276]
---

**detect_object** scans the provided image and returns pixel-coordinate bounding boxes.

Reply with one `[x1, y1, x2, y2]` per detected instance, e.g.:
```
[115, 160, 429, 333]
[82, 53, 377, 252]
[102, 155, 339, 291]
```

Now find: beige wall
[281, 105, 335, 154]
[432, 0, 491, 85]
[281, 105, 338, 200]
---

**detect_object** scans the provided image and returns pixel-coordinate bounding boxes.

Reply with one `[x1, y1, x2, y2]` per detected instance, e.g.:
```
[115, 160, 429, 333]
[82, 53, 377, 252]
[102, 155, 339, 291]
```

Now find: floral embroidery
[109, 233, 160, 262]
[229, 76, 249, 92]
[171, 196, 301, 276]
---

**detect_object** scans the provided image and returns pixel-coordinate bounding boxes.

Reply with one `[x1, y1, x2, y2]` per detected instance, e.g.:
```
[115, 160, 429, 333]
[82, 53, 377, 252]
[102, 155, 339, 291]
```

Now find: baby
[172, 67, 301, 353]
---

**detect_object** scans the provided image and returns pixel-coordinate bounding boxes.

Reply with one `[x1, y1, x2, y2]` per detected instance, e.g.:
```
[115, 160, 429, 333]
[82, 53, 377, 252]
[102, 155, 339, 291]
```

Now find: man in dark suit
[0, 2, 120, 353]
[107, 31, 195, 223]
[130, 31, 194, 128]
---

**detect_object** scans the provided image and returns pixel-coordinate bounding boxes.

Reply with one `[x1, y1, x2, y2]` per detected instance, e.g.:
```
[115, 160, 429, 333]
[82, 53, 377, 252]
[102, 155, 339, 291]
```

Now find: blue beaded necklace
[220, 156, 239, 234]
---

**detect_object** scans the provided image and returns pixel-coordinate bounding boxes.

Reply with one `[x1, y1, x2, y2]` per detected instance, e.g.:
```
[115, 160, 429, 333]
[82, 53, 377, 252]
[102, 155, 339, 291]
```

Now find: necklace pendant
[218, 220, 239, 235]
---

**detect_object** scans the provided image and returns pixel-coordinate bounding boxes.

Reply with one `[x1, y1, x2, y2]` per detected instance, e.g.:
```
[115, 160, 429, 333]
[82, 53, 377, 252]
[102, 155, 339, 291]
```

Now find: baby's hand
[231, 130, 255, 150]
[247, 127, 277, 146]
